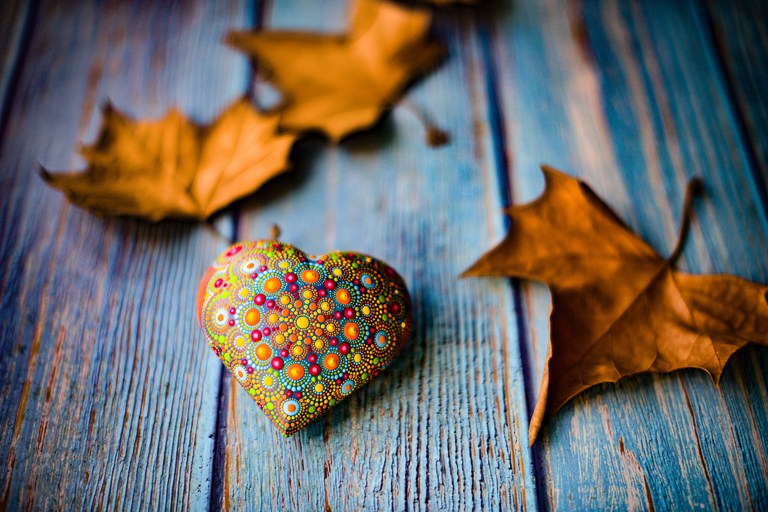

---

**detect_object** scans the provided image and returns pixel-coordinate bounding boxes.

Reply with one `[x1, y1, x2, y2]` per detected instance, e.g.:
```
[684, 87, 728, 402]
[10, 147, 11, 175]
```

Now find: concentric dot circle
[263, 277, 282, 294]
[301, 268, 320, 284]
[375, 330, 389, 349]
[282, 398, 301, 417]
[214, 308, 229, 327]
[233, 365, 248, 382]
[360, 274, 376, 288]
[340, 380, 355, 395]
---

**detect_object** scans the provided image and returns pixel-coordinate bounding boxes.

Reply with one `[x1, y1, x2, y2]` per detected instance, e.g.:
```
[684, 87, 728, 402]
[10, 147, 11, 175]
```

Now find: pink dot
[285, 390, 293, 397]
[266, 300, 275, 308]
[334, 311, 343, 320]
[263, 327, 271, 336]
[260, 266, 268, 272]
[289, 284, 299, 292]
[214, 278, 223, 288]
[318, 289, 327, 297]
[228, 319, 235, 326]
[229, 308, 236, 314]
[295, 392, 302, 399]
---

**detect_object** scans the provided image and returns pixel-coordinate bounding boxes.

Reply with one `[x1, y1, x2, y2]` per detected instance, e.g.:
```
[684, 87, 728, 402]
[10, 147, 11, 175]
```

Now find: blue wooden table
[1, 0, 766, 510]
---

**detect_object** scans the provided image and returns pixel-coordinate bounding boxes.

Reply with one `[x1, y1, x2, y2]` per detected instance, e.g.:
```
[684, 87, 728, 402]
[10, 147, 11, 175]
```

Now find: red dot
[260, 266, 268, 272]
[330, 338, 338, 347]
[343, 373, 349, 379]
[228, 319, 235, 326]
[263, 327, 271, 336]
[289, 284, 299, 292]
[353, 279, 360, 285]
[285, 390, 293, 397]
[214, 278, 223, 288]
[266, 300, 275, 308]
[309, 364, 321, 376]
[251, 330, 262, 341]
[285, 273, 297, 283]
[242, 359, 248, 365]
[271, 357, 284, 370]
[369, 327, 376, 334]
[366, 338, 373, 345]
[335, 378, 343, 385]
[334, 311, 343, 320]
[229, 308, 236, 314]
[338, 342, 350, 355]
[307, 354, 317, 363]
[391, 303, 402, 314]
[324, 279, 336, 290]
[254, 294, 266, 305]
[247, 367, 254, 374]
[280, 349, 289, 358]
[295, 392, 302, 398]
[344, 308, 355, 319]
[318, 289, 327, 297]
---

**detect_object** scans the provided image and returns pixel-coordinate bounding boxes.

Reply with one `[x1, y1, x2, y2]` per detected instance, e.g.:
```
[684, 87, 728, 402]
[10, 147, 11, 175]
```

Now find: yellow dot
[314, 383, 324, 393]
[354, 353, 362, 363]
[275, 334, 286, 344]
[333, 268, 343, 276]
[362, 305, 371, 316]
[280, 295, 291, 305]
[326, 324, 336, 333]
[268, 313, 279, 323]
[239, 288, 250, 298]
[279, 261, 290, 269]
[321, 302, 331, 312]
[264, 375, 274, 386]
[235, 336, 246, 349]
[303, 289, 313, 299]
[314, 339, 325, 351]
[296, 316, 310, 329]
[263, 277, 281, 294]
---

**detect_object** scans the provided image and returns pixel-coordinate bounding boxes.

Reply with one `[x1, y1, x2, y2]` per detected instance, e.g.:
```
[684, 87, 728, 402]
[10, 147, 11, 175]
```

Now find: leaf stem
[270, 224, 281, 240]
[667, 176, 704, 265]
[397, 100, 449, 147]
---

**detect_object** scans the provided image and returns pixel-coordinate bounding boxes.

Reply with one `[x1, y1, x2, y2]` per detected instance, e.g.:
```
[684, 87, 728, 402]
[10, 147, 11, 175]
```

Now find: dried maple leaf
[42, 97, 296, 221]
[463, 166, 768, 444]
[226, 0, 445, 142]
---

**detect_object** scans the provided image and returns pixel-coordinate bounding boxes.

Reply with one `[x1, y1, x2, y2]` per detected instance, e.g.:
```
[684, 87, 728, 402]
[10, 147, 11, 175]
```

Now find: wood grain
[0, 0, 252, 509]
[0, 0, 35, 140]
[490, 0, 768, 509]
[216, 1, 537, 511]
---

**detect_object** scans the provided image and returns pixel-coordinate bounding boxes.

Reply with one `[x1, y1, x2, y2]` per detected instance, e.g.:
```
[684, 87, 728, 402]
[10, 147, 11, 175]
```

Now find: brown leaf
[226, 0, 445, 142]
[42, 98, 296, 221]
[463, 165, 768, 444]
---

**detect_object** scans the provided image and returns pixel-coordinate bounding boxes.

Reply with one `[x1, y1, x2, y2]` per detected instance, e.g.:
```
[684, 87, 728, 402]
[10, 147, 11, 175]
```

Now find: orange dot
[294, 300, 303, 309]
[335, 288, 351, 305]
[255, 343, 272, 361]
[310, 303, 318, 311]
[282, 308, 290, 317]
[263, 277, 281, 294]
[244, 308, 260, 326]
[289, 334, 298, 343]
[315, 328, 323, 337]
[323, 354, 340, 370]
[317, 315, 325, 323]
[286, 403, 297, 413]
[378, 334, 386, 345]
[344, 322, 359, 341]
[301, 269, 320, 284]
[304, 337, 312, 345]
[286, 364, 305, 381]
[279, 322, 288, 332]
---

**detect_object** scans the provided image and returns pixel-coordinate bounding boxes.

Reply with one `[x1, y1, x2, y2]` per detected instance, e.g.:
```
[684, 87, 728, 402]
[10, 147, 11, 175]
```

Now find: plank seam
[477, 11, 543, 512]
[692, 0, 768, 225]
[0, 0, 39, 158]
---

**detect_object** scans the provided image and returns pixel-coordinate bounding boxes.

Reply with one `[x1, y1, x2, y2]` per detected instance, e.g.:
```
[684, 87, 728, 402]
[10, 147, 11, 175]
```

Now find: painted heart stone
[197, 240, 412, 436]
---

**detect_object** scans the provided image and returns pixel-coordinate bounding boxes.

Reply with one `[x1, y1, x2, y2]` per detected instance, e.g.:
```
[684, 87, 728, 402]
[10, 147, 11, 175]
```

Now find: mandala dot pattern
[198, 240, 413, 436]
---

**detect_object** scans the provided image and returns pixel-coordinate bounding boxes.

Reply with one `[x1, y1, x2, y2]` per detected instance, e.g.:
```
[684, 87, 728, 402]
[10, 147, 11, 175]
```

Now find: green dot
[248, 389, 256, 396]
[362, 373, 369, 380]
[287, 249, 295, 255]
[311, 377, 317, 382]
[381, 314, 388, 321]
[267, 251, 276, 257]
[378, 295, 385, 303]
[331, 254, 340, 260]
[350, 348, 356, 353]
[373, 358, 380, 364]
[352, 263, 359, 269]
[267, 402, 274, 410]
[231, 275, 239, 282]
[329, 399, 337, 406]
[309, 406, 316, 413]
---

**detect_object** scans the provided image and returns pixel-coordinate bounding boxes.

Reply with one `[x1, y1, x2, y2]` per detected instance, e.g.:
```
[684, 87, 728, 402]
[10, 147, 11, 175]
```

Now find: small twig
[270, 224, 281, 240]
[397, 100, 450, 147]
[667, 177, 704, 265]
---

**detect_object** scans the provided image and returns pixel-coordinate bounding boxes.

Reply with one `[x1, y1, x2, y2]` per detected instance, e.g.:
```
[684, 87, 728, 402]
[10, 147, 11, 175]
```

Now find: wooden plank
[491, 0, 768, 509]
[0, 0, 254, 509]
[216, 1, 538, 510]
[0, 0, 34, 136]
[705, 0, 768, 222]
